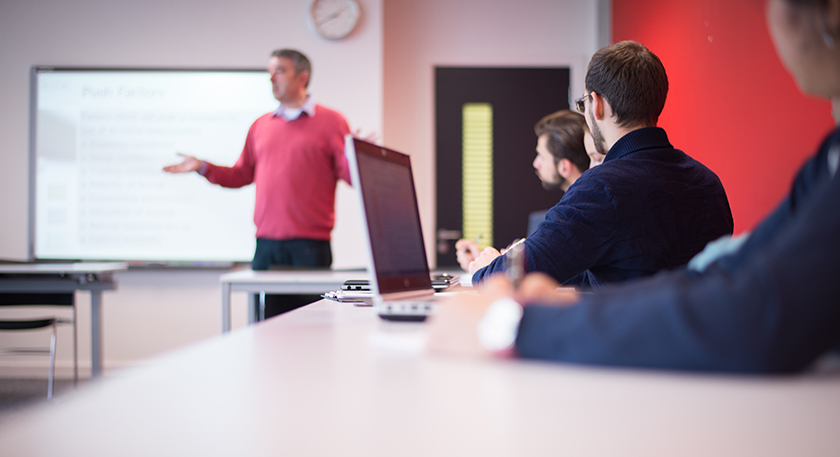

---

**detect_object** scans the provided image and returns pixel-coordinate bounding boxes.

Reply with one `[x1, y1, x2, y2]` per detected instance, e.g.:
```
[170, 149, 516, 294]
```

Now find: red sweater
[203, 105, 351, 241]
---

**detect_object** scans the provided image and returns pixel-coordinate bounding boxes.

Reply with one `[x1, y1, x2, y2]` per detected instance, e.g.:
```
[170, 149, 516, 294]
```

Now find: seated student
[469, 41, 734, 290]
[427, 0, 840, 373]
[456, 110, 590, 271]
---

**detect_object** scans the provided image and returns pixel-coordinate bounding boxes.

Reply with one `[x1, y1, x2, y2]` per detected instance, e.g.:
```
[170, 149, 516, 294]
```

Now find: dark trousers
[252, 238, 332, 318]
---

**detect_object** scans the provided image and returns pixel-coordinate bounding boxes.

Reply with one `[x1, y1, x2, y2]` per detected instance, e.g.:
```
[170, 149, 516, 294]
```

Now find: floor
[0, 378, 85, 427]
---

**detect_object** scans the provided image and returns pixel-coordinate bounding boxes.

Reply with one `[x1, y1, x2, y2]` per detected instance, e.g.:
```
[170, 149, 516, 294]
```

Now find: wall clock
[308, 0, 361, 40]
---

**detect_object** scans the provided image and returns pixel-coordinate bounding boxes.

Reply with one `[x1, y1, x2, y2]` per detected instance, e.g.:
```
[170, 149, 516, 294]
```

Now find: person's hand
[427, 275, 515, 358]
[477, 272, 578, 305]
[468, 246, 502, 275]
[515, 272, 579, 305]
[455, 238, 481, 271]
[426, 290, 500, 358]
[426, 273, 580, 358]
[354, 128, 380, 144]
[162, 153, 201, 174]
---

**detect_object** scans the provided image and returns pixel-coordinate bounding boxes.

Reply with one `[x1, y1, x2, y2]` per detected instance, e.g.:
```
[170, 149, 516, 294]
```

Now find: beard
[588, 112, 610, 156]
[537, 168, 566, 191]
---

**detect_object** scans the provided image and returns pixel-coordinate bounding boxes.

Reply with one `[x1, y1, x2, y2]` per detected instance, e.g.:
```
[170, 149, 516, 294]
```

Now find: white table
[219, 269, 367, 332]
[0, 298, 839, 456]
[0, 262, 128, 378]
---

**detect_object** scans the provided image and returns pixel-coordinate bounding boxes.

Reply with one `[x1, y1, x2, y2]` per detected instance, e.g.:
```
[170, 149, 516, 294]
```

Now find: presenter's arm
[162, 149, 254, 188]
[162, 153, 202, 173]
[165, 120, 259, 188]
[169, 123, 259, 189]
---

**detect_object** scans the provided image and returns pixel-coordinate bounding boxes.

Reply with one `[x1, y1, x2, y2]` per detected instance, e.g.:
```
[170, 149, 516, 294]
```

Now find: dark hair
[534, 110, 590, 173]
[585, 41, 668, 128]
[271, 49, 312, 87]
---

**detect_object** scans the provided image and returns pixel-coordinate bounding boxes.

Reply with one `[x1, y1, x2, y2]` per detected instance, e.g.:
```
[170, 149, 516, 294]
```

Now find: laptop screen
[350, 138, 432, 294]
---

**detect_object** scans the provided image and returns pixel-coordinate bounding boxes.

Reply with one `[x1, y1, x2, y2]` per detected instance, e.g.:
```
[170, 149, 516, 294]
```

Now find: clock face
[309, 0, 361, 40]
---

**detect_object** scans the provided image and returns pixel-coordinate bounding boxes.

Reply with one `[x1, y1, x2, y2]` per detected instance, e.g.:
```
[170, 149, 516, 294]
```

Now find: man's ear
[298, 70, 311, 87]
[556, 158, 572, 178]
[590, 92, 609, 122]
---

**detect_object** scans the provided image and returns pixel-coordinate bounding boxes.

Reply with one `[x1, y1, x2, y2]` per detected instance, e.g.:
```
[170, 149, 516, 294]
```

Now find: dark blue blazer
[516, 127, 840, 373]
[473, 127, 734, 289]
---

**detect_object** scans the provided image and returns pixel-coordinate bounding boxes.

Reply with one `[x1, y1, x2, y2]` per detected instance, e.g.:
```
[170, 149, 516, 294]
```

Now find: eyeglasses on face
[574, 93, 592, 113]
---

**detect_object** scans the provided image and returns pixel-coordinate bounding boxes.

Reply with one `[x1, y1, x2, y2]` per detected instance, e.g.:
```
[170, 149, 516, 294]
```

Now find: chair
[527, 210, 548, 236]
[0, 293, 77, 398]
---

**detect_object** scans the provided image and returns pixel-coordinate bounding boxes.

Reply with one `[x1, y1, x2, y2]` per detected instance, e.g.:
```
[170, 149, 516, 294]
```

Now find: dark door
[435, 67, 570, 267]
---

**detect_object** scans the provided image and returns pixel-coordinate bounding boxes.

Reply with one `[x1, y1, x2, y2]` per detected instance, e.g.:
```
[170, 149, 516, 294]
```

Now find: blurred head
[532, 110, 590, 191]
[584, 41, 669, 129]
[268, 49, 312, 104]
[584, 129, 606, 168]
[766, 0, 840, 99]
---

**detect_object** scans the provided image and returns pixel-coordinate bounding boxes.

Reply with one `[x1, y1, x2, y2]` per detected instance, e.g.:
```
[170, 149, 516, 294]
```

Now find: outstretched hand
[354, 129, 380, 144]
[162, 153, 201, 174]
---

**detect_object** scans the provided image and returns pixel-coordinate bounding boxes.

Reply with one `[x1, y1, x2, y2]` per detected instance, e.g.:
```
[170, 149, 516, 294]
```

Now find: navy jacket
[516, 127, 840, 373]
[473, 127, 734, 289]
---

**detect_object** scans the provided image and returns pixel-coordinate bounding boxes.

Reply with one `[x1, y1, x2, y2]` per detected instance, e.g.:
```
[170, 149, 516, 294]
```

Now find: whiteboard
[30, 67, 278, 264]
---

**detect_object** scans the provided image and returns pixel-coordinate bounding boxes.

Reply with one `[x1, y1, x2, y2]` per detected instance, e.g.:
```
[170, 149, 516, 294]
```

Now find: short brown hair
[534, 110, 590, 173]
[584, 41, 668, 128]
[271, 49, 312, 87]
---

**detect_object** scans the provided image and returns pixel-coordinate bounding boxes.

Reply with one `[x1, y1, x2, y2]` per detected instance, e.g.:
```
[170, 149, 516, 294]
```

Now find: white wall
[0, 0, 381, 377]
[0, 0, 602, 378]
[382, 0, 601, 266]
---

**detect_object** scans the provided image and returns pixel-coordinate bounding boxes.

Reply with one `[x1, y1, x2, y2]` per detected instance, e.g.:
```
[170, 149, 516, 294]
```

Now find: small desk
[0, 262, 128, 378]
[219, 269, 367, 332]
[0, 299, 838, 456]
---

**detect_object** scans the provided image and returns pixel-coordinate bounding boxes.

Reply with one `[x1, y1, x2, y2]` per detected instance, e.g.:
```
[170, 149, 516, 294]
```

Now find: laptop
[345, 135, 436, 321]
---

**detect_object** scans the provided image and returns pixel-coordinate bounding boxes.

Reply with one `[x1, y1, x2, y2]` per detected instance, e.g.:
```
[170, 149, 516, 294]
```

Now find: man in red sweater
[164, 49, 351, 317]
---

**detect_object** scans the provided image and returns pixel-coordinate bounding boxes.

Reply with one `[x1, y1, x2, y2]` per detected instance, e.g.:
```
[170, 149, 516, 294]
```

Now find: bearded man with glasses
[469, 41, 734, 290]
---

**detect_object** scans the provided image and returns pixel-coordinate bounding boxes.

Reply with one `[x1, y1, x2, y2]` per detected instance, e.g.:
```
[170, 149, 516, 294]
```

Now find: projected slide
[32, 68, 278, 262]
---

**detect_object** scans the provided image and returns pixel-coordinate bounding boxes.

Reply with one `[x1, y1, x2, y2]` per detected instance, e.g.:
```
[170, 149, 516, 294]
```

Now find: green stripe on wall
[462, 103, 493, 248]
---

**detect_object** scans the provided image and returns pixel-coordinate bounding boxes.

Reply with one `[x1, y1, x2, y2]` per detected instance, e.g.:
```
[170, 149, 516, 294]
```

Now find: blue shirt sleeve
[471, 175, 618, 286]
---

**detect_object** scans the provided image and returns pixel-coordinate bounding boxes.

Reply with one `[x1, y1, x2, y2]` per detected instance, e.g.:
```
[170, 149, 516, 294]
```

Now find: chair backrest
[0, 293, 74, 307]
[0, 318, 58, 330]
[527, 210, 548, 237]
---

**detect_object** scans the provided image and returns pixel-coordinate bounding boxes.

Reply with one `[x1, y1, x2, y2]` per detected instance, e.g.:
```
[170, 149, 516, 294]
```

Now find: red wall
[612, 0, 834, 233]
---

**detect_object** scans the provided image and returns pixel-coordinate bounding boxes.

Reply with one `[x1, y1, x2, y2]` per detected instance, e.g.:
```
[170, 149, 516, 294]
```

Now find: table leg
[73, 302, 78, 384]
[90, 290, 102, 378]
[222, 282, 231, 333]
[247, 293, 257, 325]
